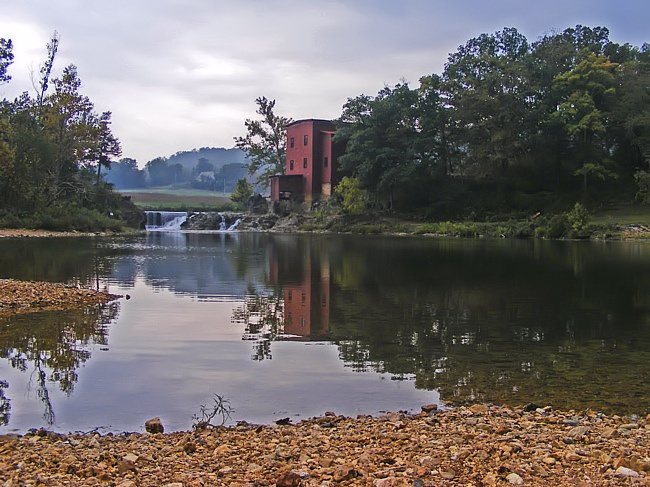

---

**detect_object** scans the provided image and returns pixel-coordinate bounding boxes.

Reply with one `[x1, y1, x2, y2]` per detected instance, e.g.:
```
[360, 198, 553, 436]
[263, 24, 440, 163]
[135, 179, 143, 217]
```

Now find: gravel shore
[0, 279, 121, 317]
[1, 406, 649, 486]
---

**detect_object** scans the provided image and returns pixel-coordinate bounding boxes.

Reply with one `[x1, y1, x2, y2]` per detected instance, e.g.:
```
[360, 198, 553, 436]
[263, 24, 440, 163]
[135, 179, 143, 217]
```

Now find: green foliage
[546, 215, 570, 239]
[634, 169, 650, 203]
[0, 34, 135, 231]
[230, 178, 253, 206]
[413, 221, 480, 237]
[234, 97, 291, 190]
[336, 24, 649, 213]
[0, 38, 14, 84]
[566, 202, 590, 231]
[334, 176, 366, 214]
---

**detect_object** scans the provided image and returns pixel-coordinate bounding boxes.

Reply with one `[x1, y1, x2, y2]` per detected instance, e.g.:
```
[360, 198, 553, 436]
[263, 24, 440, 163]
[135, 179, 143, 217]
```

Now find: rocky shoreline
[1, 405, 649, 486]
[0, 279, 121, 318]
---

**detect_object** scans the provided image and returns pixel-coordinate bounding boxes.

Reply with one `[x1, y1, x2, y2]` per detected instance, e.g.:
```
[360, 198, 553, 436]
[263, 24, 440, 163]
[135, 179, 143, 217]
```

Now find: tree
[231, 178, 253, 205]
[334, 176, 366, 214]
[88, 111, 121, 185]
[442, 27, 533, 179]
[551, 53, 619, 193]
[0, 38, 14, 84]
[234, 97, 292, 190]
[337, 83, 421, 208]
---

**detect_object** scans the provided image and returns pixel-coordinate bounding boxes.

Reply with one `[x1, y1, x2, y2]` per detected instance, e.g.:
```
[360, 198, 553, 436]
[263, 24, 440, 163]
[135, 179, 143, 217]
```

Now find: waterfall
[227, 218, 242, 231]
[145, 211, 188, 231]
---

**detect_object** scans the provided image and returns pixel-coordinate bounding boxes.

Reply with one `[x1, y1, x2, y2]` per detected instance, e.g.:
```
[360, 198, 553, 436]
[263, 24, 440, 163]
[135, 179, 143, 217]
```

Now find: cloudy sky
[1, 1, 648, 166]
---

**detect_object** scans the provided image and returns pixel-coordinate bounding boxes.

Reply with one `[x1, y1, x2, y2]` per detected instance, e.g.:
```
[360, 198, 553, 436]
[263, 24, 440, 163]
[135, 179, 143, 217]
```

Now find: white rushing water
[144, 211, 188, 231]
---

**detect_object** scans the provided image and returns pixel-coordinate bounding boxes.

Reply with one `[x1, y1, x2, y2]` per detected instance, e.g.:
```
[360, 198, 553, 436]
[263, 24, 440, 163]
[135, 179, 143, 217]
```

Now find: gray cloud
[1, 0, 648, 165]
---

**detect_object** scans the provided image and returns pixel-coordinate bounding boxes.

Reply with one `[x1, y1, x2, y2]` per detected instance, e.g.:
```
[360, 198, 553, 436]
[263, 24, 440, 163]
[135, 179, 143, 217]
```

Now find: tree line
[333, 25, 650, 215]
[106, 155, 247, 192]
[0, 33, 140, 230]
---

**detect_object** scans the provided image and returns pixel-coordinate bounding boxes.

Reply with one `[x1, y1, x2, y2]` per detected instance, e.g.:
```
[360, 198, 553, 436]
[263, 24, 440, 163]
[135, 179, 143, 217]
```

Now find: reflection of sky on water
[2, 233, 650, 433]
[1, 280, 437, 434]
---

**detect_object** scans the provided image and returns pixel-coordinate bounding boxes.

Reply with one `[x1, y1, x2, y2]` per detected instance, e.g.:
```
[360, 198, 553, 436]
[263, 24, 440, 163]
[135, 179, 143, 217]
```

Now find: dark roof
[287, 118, 333, 127]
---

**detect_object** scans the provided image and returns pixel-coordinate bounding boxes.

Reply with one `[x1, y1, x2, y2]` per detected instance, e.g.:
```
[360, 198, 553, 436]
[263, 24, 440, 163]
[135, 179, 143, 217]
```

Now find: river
[0, 233, 649, 433]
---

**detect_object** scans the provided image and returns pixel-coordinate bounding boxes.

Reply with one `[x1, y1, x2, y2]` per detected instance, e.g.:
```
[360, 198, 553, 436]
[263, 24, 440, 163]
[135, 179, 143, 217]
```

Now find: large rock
[144, 417, 164, 434]
[247, 194, 269, 214]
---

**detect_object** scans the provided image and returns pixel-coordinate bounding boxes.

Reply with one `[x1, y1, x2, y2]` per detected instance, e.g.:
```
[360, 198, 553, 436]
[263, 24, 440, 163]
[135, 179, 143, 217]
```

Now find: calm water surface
[0, 233, 649, 433]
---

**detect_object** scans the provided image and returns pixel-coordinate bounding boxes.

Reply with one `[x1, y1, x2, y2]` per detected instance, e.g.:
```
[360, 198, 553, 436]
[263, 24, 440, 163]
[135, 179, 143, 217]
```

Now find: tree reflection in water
[0, 303, 119, 425]
[232, 287, 284, 361]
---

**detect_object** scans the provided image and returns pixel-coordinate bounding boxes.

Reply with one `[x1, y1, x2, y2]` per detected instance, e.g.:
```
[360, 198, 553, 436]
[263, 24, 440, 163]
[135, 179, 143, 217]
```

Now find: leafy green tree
[566, 202, 590, 231]
[0, 38, 14, 84]
[552, 54, 619, 193]
[334, 176, 366, 214]
[231, 178, 253, 205]
[234, 97, 291, 190]
[442, 27, 533, 179]
[88, 111, 121, 185]
[337, 83, 420, 208]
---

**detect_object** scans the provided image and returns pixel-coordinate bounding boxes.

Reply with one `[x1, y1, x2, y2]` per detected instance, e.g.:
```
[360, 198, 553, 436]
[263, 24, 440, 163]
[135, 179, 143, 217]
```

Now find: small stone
[162, 484, 184, 487]
[275, 444, 293, 459]
[440, 468, 456, 480]
[213, 444, 230, 456]
[506, 472, 524, 485]
[333, 465, 357, 482]
[421, 404, 438, 413]
[183, 441, 197, 454]
[116, 481, 136, 487]
[122, 453, 138, 463]
[276, 471, 302, 487]
[542, 457, 556, 465]
[469, 404, 488, 414]
[565, 452, 581, 462]
[615, 466, 640, 477]
[117, 459, 136, 474]
[567, 426, 590, 437]
[319, 457, 334, 467]
[144, 417, 164, 434]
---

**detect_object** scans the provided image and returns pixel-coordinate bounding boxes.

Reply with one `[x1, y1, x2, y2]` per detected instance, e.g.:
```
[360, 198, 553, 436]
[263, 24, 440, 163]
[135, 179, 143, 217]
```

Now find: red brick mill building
[270, 119, 344, 203]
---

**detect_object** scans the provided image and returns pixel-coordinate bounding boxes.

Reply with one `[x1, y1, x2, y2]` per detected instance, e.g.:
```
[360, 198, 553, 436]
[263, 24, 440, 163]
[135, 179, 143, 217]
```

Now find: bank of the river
[0, 279, 121, 317]
[1, 406, 649, 486]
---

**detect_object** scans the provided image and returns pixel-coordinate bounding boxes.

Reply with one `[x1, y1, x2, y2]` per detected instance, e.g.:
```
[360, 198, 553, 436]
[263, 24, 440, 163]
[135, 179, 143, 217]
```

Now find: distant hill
[167, 147, 248, 172]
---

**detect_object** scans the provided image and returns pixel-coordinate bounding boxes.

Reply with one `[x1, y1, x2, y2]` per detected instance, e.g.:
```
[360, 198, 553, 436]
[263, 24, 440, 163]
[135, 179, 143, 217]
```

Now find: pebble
[507, 472, 524, 484]
[2, 406, 649, 487]
[615, 466, 640, 477]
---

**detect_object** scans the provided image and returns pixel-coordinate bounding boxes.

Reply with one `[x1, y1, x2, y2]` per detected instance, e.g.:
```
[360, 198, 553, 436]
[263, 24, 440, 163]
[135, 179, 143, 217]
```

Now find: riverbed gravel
[0, 279, 121, 317]
[1, 406, 649, 486]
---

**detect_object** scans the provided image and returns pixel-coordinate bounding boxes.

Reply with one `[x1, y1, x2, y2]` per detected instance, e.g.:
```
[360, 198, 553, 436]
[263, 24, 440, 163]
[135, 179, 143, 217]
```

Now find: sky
[1, 1, 648, 166]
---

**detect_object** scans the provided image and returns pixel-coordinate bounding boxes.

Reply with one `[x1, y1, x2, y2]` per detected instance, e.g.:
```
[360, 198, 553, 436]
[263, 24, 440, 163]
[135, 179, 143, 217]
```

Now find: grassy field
[119, 188, 233, 210]
[591, 205, 650, 225]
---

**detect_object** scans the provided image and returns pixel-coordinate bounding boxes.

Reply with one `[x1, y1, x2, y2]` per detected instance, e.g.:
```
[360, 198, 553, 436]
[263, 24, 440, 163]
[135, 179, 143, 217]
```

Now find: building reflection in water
[234, 237, 331, 360]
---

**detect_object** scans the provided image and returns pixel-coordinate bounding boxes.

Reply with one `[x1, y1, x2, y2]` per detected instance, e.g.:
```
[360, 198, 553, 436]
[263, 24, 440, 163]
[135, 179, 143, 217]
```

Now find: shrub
[547, 214, 569, 239]
[566, 202, 590, 231]
[334, 177, 367, 214]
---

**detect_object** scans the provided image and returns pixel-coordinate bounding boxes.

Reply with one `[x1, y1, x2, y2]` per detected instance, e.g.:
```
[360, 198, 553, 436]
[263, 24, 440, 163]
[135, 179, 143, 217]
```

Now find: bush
[547, 214, 569, 239]
[566, 202, 590, 231]
[334, 177, 367, 214]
